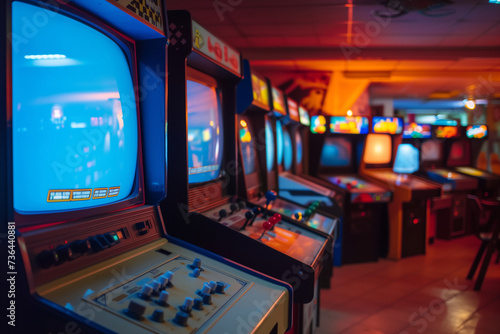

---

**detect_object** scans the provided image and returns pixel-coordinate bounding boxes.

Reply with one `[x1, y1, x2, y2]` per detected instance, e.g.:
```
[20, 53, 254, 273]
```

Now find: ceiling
[167, 0, 500, 114]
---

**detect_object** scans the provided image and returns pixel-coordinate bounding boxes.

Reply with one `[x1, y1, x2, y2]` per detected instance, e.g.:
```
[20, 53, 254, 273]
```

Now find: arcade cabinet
[6, 2, 292, 333]
[164, 13, 329, 334]
[417, 125, 478, 239]
[451, 125, 500, 199]
[360, 126, 442, 260]
[305, 116, 393, 265]
[272, 97, 343, 221]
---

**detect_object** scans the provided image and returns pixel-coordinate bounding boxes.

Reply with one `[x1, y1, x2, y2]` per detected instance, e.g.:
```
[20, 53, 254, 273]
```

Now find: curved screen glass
[12, 2, 138, 213]
[283, 129, 293, 171]
[320, 137, 351, 167]
[295, 131, 303, 165]
[265, 120, 275, 172]
[187, 80, 223, 184]
[239, 119, 256, 174]
[276, 120, 284, 166]
[393, 144, 419, 174]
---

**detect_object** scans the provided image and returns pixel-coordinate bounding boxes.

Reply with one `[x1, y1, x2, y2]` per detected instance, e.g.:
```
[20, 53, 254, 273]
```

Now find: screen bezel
[186, 67, 224, 186]
[10, 0, 145, 227]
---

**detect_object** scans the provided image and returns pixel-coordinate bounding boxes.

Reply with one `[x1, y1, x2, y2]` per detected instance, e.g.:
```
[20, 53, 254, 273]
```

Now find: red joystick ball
[273, 213, 281, 221]
[268, 217, 278, 225]
[346, 183, 352, 190]
[262, 221, 272, 231]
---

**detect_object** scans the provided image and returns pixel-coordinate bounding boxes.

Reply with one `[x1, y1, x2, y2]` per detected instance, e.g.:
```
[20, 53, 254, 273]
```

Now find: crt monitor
[320, 137, 352, 168]
[12, 1, 143, 226]
[186, 75, 223, 184]
[393, 144, 420, 174]
[363, 134, 392, 165]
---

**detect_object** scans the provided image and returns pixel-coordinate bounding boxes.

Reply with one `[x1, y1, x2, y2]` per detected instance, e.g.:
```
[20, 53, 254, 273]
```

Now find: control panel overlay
[203, 202, 326, 264]
[84, 255, 250, 333]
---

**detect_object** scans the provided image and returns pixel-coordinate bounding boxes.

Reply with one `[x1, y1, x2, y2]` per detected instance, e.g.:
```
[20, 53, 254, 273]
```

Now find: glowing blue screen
[12, 2, 138, 213]
[393, 144, 419, 174]
[283, 129, 293, 171]
[276, 120, 284, 166]
[265, 120, 275, 172]
[295, 131, 303, 165]
[320, 137, 351, 167]
[187, 80, 223, 184]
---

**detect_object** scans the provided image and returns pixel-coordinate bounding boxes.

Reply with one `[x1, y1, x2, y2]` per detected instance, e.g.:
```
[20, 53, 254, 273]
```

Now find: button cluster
[124, 262, 228, 328]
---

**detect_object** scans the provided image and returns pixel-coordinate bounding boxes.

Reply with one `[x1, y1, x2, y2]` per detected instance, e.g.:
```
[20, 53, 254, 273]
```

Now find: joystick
[229, 203, 239, 215]
[263, 190, 277, 218]
[238, 201, 247, 210]
[218, 209, 228, 222]
[240, 211, 254, 230]
[249, 207, 261, 226]
[258, 221, 273, 241]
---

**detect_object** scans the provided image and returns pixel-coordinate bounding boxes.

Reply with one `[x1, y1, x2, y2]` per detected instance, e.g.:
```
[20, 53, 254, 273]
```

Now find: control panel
[265, 198, 337, 236]
[202, 198, 326, 264]
[20, 206, 291, 333]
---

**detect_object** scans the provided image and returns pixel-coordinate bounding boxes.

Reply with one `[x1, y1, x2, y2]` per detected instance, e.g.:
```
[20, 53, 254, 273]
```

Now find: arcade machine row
[234, 61, 338, 329]
[303, 116, 394, 265]
[451, 125, 500, 199]
[5, 1, 292, 333]
[163, 12, 330, 334]
[359, 120, 442, 260]
[414, 124, 479, 239]
[235, 61, 337, 240]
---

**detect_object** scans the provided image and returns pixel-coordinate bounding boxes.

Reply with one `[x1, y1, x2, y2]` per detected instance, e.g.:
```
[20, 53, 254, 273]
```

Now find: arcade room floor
[317, 236, 500, 334]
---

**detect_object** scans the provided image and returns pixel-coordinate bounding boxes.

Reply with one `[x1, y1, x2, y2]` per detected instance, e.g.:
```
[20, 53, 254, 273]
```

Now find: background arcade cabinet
[451, 125, 500, 199]
[305, 116, 393, 265]
[6, 2, 292, 333]
[360, 120, 442, 260]
[164, 13, 329, 333]
[271, 97, 342, 221]
[240, 81, 338, 239]
[236, 61, 335, 291]
[417, 125, 478, 239]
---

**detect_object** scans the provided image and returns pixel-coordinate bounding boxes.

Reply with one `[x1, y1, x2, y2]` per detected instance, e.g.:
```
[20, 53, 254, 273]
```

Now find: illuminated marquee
[466, 125, 488, 139]
[403, 123, 432, 139]
[434, 126, 458, 138]
[372, 117, 403, 134]
[330, 117, 369, 134]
